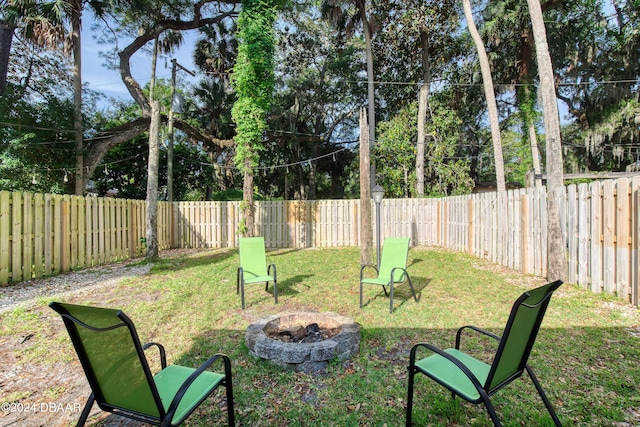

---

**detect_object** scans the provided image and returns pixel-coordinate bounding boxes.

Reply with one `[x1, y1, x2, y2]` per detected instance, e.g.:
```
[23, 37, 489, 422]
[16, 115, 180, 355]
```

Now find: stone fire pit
[245, 312, 360, 373]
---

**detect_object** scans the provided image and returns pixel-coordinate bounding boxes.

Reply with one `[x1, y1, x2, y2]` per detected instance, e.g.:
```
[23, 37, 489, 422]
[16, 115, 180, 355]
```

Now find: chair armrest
[165, 353, 233, 421]
[268, 264, 276, 280]
[360, 264, 378, 281]
[143, 342, 167, 370]
[455, 325, 501, 350]
[390, 266, 408, 283]
[409, 342, 484, 392]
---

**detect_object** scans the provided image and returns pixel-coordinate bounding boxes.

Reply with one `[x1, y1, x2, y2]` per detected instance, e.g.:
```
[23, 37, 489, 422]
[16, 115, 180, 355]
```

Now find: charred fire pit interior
[245, 312, 360, 373]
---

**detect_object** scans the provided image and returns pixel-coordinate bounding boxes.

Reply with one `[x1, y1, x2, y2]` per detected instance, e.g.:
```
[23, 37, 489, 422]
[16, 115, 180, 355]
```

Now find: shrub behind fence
[1, 177, 638, 307]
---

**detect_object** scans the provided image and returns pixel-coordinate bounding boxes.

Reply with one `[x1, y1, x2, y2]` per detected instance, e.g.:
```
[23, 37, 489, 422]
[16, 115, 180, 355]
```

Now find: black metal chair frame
[236, 263, 277, 309]
[50, 302, 235, 427]
[359, 264, 418, 313]
[406, 280, 563, 426]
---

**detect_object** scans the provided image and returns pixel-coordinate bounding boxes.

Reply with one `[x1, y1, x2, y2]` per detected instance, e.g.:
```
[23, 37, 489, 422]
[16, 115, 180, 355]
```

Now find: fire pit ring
[245, 311, 360, 373]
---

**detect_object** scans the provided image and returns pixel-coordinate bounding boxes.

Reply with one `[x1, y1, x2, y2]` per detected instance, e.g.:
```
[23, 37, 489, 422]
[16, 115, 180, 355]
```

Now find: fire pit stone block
[245, 311, 361, 373]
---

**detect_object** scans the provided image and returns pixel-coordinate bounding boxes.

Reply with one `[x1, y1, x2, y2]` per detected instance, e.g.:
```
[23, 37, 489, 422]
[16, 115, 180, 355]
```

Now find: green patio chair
[360, 237, 417, 313]
[49, 302, 235, 427]
[237, 236, 277, 309]
[406, 280, 563, 427]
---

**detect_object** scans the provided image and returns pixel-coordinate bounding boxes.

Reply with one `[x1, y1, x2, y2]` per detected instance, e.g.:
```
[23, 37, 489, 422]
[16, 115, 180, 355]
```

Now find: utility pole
[167, 58, 195, 202]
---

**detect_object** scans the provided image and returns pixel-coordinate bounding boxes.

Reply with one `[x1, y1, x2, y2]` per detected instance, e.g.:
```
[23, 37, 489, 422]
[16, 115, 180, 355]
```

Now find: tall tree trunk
[242, 159, 255, 237]
[526, 0, 566, 281]
[463, 0, 506, 193]
[527, 120, 543, 187]
[309, 115, 323, 201]
[521, 86, 543, 187]
[149, 36, 159, 101]
[360, 2, 376, 188]
[416, 25, 432, 197]
[0, 21, 15, 96]
[359, 107, 372, 265]
[71, 4, 84, 195]
[146, 100, 161, 259]
[308, 159, 317, 200]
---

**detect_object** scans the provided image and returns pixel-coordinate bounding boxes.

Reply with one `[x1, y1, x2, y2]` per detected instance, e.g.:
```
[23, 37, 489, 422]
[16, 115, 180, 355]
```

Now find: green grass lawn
[2, 247, 639, 426]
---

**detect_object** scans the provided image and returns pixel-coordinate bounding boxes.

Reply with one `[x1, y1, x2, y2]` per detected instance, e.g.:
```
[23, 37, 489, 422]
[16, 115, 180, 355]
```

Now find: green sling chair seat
[360, 237, 418, 313]
[49, 302, 235, 427]
[237, 236, 277, 309]
[406, 280, 564, 427]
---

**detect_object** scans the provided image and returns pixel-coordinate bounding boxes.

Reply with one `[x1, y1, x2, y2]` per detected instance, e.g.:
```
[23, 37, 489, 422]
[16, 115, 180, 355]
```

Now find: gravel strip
[0, 262, 153, 314]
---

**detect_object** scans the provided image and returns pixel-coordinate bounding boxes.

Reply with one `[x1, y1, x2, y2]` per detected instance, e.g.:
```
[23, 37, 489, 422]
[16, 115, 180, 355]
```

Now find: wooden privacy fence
[0, 191, 172, 284]
[1, 177, 638, 307]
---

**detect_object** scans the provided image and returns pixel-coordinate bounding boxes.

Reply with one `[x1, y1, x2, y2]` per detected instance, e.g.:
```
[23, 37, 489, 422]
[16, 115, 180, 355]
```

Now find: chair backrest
[50, 302, 164, 420]
[239, 236, 268, 276]
[485, 280, 563, 392]
[378, 238, 410, 282]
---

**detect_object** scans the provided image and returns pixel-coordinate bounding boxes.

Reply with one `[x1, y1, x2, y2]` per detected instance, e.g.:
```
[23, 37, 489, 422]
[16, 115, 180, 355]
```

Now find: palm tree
[0, 0, 67, 95]
[0, 16, 16, 95]
[2, 0, 88, 194]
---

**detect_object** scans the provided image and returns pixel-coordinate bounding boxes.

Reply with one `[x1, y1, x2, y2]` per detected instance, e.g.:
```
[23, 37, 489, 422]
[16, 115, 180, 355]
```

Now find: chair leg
[480, 392, 503, 427]
[360, 281, 364, 308]
[407, 276, 418, 302]
[389, 282, 394, 313]
[526, 365, 562, 426]
[240, 282, 245, 310]
[406, 367, 416, 426]
[225, 383, 235, 426]
[76, 393, 95, 427]
[273, 280, 278, 304]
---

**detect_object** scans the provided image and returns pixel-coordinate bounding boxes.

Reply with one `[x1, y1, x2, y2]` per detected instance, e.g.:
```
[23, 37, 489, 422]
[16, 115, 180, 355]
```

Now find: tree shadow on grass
[360, 277, 432, 311]
[408, 257, 425, 268]
[236, 274, 315, 309]
[277, 274, 315, 297]
[152, 248, 237, 272]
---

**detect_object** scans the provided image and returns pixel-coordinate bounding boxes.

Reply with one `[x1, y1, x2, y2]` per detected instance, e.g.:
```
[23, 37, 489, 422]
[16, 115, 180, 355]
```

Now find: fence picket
[12, 192, 23, 282]
[567, 185, 578, 284]
[577, 184, 590, 289]
[33, 193, 44, 278]
[603, 180, 616, 293]
[590, 182, 603, 292]
[23, 193, 33, 280]
[616, 178, 630, 301]
[0, 191, 10, 283]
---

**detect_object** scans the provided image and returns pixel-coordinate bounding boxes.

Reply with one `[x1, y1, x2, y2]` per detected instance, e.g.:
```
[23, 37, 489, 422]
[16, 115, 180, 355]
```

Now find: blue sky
[81, 25, 198, 106]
